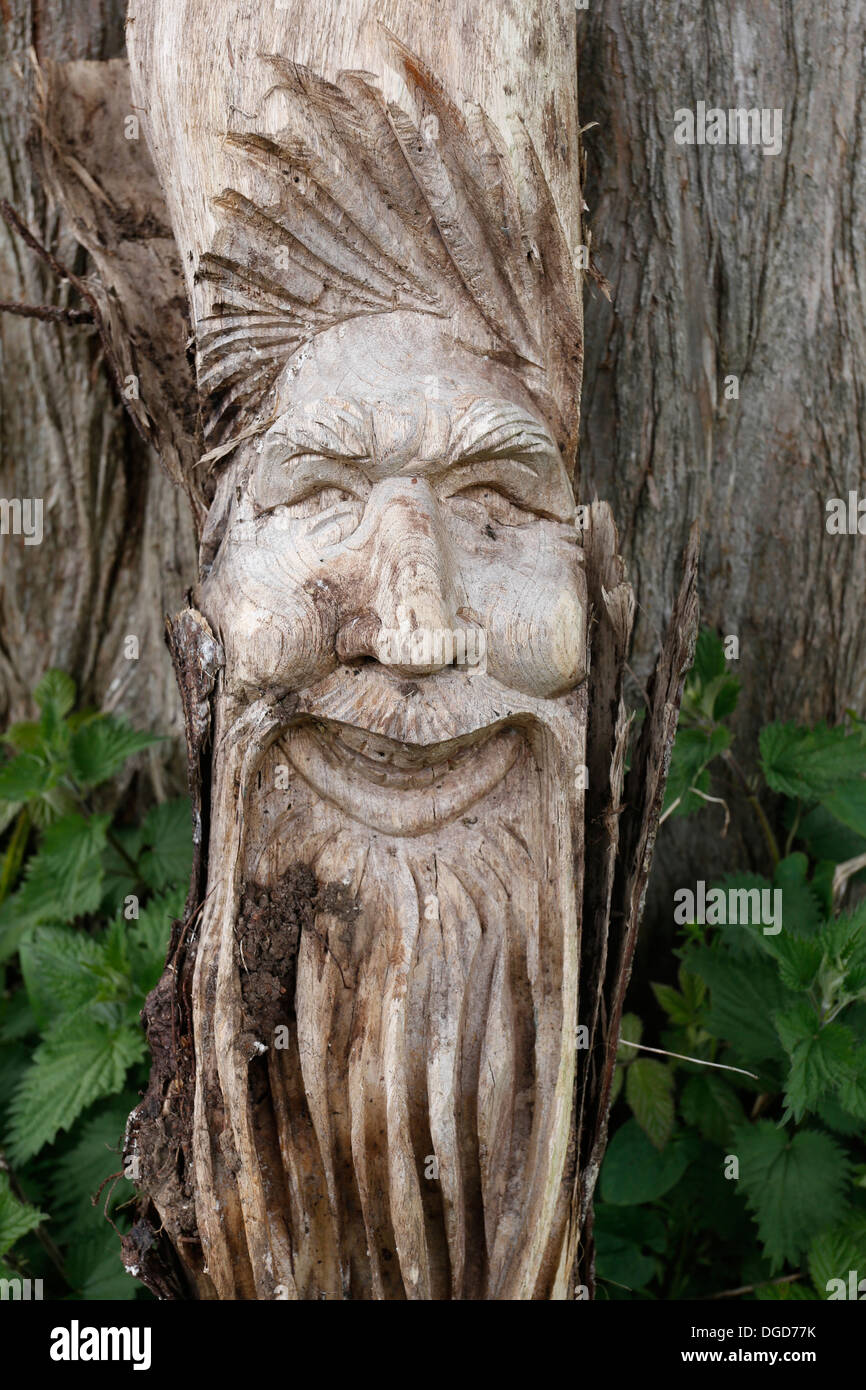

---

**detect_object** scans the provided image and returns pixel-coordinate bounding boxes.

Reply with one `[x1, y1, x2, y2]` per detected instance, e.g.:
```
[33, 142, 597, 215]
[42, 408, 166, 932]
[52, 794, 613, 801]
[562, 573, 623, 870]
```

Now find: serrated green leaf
[797, 804, 866, 870]
[0, 755, 50, 803]
[601, 1119, 692, 1205]
[127, 884, 184, 996]
[709, 674, 741, 722]
[7, 1013, 145, 1163]
[773, 1005, 855, 1122]
[19, 926, 111, 1028]
[594, 1230, 660, 1293]
[692, 629, 728, 685]
[835, 1051, 866, 1120]
[69, 717, 162, 789]
[821, 781, 866, 838]
[651, 967, 706, 1028]
[0, 990, 37, 1043]
[809, 1214, 866, 1297]
[616, 1012, 643, 1064]
[138, 798, 192, 892]
[700, 874, 775, 958]
[2, 722, 44, 754]
[689, 946, 793, 1064]
[734, 1122, 850, 1272]
[772, 855, 823, 938]
[763, 934, 823, 991]
[680, 1072, 745, 1145]
[822, 905, 866, 968]
[100, 825, 145, 913]
[0, 814, 109, 957]
[0, 1173, 48, 1259]
[34, 670, 76, 720]
[626, 1058, 675, 1149]
[816, 1093, 865, 1135]
[760, 722, 866, 801]
[651, 982, 694, 1027]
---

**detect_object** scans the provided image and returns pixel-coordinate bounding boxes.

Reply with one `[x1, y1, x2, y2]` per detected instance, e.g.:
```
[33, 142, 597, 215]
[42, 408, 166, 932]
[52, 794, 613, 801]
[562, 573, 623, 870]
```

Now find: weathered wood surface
[0, 1, 195, 759]
[118, 0, 698, 1300]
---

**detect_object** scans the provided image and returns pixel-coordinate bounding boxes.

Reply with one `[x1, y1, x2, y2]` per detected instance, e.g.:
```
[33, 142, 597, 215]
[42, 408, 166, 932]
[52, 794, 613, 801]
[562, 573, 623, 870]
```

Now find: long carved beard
[189, 671, 584, 1300]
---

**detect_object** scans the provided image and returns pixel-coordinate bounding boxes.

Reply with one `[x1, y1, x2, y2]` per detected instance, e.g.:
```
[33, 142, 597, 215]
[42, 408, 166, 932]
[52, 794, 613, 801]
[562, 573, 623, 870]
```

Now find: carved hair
[195, 38, 583, 471]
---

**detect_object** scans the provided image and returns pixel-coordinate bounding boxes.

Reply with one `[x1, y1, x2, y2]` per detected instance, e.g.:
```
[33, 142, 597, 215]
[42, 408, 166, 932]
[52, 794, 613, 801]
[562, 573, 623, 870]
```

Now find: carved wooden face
[201, 313, 585, 704]
[192, 313, 588, 1299]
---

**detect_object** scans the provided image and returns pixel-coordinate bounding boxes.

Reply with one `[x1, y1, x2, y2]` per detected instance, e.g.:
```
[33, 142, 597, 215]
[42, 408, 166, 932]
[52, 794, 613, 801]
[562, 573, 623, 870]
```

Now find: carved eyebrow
[262, 401, 371, 462]
[448, 400, 559, 469]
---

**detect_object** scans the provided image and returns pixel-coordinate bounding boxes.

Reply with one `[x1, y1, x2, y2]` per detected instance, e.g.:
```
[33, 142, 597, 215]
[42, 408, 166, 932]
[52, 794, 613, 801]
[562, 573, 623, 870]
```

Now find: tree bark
[577, 0, 866, 896]
[0, 0, 196, 775]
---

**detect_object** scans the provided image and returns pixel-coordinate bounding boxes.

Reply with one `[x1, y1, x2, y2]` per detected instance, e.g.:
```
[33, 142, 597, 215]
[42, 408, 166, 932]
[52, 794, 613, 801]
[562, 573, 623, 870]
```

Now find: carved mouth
[282, 718, 525, 834]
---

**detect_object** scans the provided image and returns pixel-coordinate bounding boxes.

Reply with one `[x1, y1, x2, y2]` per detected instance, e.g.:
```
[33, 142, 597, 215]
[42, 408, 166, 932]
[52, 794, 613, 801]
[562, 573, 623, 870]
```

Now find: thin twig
[0, 198, 80, 286]
[0, 199, 150, 445]
[723, 750, 781, 866]
[689, 787, 731, 836]
[0, 299, 94, 324]
[617, 1039, 758, 1080]
[833, 849, 866, 907]
[704, 1272, 802, 1300]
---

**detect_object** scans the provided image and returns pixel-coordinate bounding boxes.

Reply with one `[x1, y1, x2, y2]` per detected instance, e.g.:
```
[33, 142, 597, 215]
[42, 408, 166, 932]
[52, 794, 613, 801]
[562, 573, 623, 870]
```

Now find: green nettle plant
[0, 671, 189, 1299]
[2, 652, 865, 1301]
[595, 631, 866, 1300]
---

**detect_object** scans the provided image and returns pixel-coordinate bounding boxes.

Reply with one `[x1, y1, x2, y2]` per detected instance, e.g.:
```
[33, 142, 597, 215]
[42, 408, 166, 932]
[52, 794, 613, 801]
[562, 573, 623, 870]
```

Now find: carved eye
[447, 484, 537, 528]
[283, 486, 366, 547]
[284, 485, 360, 518]
[250, 460, 368, 547]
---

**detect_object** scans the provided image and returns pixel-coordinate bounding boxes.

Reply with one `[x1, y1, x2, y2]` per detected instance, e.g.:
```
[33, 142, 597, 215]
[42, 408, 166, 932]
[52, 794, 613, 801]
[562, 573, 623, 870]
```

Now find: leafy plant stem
[105, 828, 139, 876]
[723, 751, 781, 867]
[0, 807, 30, 908]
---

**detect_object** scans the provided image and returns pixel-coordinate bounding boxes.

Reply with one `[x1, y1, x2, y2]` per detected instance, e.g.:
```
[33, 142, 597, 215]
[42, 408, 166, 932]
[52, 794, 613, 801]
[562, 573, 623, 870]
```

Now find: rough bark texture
[577, 1, 866, 901]
[0, 0, 196, 769]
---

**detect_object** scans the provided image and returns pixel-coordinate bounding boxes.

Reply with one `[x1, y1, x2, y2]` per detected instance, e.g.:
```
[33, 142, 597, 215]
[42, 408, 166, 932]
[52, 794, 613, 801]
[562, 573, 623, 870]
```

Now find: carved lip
[283, 719, 524, 834]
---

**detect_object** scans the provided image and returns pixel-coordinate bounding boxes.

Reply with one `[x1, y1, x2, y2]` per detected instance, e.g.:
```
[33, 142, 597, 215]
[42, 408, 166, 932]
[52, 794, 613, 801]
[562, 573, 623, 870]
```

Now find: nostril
[336, 613, 381, 664]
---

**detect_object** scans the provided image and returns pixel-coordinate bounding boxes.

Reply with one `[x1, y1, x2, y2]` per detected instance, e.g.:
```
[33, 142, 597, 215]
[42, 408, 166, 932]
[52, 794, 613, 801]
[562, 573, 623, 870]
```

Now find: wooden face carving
[202, 313, 584, 703]
[189, 313, 589, 1300]
[167, 44, 596, 1299]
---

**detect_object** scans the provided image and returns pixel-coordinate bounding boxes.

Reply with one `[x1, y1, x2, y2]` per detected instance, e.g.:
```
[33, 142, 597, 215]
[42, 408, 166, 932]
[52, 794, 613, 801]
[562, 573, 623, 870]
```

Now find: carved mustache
[290, 662, 580, 750]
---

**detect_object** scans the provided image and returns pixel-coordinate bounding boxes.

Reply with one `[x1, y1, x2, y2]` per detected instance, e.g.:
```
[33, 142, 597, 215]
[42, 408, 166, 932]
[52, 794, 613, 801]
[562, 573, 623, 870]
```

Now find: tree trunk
[577, 0, 866, 904]
[113, 0, 695, 1299]
[0, 0, 196, 778]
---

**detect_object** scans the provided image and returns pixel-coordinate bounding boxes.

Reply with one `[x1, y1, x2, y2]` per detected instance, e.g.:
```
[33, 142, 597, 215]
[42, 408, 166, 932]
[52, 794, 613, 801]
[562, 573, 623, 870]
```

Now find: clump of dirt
[235, 862, 360, 1037]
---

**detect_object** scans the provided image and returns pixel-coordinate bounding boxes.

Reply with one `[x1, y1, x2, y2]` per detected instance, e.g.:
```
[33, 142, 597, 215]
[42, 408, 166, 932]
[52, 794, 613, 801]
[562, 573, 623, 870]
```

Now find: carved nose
[336, 479, 460, 675]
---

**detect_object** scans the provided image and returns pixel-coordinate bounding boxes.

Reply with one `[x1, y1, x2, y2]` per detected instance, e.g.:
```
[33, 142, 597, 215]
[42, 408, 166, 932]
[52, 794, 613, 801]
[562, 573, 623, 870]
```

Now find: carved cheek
[461, 533, 586, 695]
[202, 520, 338, 691]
